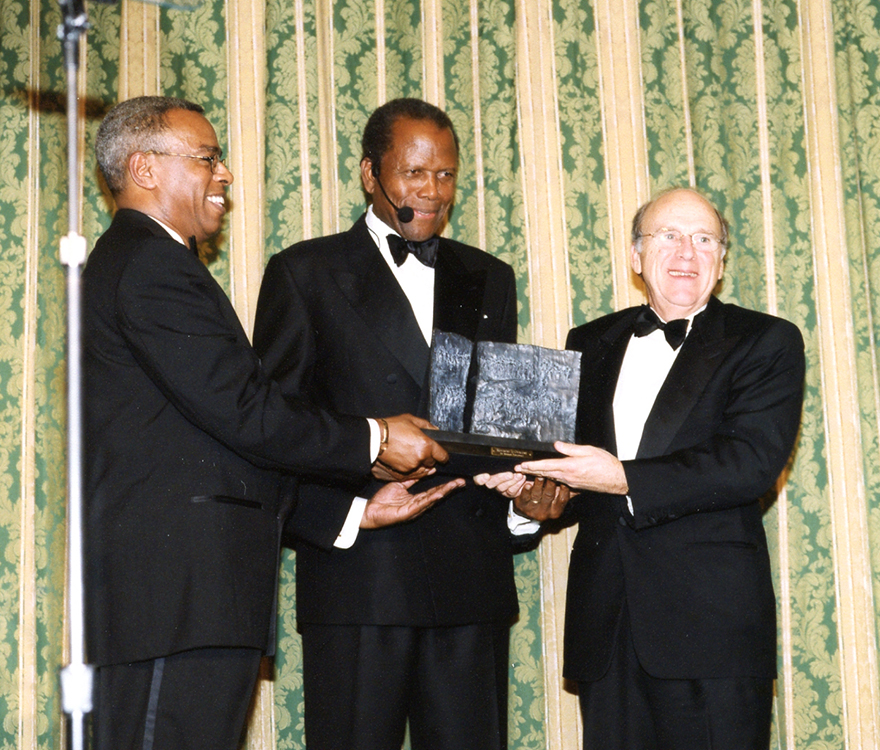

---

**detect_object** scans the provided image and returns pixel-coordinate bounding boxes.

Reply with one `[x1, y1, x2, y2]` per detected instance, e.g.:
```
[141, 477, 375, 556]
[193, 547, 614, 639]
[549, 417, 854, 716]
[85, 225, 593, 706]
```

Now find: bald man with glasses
[480, 188, 804, 750]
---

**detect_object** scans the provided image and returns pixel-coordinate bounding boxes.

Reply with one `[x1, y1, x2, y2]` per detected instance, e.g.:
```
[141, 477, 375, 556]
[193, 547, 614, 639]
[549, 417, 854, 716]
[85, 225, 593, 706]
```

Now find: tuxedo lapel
[637, 297, 739, 459]
[432, 242, 487, 340]
[331, 219, 430, 387]
[577, 312, 637, 454]
[115, 210, 251, 346]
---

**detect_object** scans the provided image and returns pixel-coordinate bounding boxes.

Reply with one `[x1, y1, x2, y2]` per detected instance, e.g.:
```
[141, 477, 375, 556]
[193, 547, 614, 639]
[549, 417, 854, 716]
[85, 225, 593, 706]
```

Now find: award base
[424, 429, 562, 476]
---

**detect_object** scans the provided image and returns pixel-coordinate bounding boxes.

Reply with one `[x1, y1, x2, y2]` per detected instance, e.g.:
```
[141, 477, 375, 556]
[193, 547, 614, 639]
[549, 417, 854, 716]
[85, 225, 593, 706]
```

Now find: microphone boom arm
[371, 164, 414, 224]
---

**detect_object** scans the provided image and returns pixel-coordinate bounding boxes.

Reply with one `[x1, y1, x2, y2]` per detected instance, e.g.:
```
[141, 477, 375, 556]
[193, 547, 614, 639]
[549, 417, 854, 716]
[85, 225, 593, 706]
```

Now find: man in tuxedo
[252, 98, 520, 750]
[84, 96, 457, 750]
[482, 188, 805, 749]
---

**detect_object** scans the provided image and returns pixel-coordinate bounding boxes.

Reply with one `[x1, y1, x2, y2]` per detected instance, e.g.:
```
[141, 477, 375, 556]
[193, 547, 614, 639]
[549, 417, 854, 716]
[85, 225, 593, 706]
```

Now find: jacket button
[386, 373, 398, 384]
[618, 516, 627, 527]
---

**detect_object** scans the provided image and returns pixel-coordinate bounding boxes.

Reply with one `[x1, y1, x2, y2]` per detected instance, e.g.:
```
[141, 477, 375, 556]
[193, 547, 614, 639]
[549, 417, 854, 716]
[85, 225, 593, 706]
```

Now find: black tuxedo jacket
[253, 215, 520, 626]
[83, 209, 371, 667]
[562, 296, 804, 682]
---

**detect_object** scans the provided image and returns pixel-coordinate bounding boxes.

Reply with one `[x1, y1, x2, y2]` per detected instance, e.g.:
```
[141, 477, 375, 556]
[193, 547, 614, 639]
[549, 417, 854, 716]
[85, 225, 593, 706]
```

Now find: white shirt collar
[144, 214, 187, 248]
[651, 302, 708, 327]
[365, 205, 402, 265]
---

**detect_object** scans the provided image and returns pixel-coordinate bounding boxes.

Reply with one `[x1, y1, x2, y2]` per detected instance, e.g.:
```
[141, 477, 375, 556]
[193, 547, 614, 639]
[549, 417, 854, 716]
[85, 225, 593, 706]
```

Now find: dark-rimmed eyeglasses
[143, 150, 225, 173]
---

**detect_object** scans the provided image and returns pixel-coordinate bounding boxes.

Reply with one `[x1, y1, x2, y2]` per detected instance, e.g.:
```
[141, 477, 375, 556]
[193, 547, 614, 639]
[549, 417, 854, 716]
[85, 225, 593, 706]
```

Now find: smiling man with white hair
[479, 187, 805, 750]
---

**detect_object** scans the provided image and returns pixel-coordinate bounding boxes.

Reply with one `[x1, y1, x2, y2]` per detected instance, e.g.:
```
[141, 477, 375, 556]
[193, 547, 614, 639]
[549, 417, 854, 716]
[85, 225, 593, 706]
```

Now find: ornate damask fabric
[3, 0, 880, 748]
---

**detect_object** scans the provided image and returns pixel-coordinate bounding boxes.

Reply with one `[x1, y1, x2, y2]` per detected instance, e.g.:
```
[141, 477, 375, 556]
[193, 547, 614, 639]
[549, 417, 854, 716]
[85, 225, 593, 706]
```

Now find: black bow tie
[189, 236, 199, 257]
[387, 234, 439, 268]
[632, 306, 689, 350]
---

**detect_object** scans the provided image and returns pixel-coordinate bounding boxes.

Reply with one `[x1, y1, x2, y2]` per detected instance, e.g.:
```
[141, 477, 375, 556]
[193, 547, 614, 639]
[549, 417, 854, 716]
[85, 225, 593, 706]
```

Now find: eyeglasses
[639, 228, 725, 252]
[143, 150, 226, 173]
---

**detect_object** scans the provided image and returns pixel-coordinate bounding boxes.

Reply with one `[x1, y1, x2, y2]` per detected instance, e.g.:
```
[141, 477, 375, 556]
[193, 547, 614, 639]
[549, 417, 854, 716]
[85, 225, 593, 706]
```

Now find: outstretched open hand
[361, 477, 465, 529]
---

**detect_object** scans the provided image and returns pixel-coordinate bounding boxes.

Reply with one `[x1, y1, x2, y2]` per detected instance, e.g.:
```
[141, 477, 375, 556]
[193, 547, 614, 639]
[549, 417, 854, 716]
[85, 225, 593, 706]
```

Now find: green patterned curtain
[2, 0, 880, 748]
[834, 0, 880, 638]
[2, 1, 71, 747]
[555, 0, 611, 322]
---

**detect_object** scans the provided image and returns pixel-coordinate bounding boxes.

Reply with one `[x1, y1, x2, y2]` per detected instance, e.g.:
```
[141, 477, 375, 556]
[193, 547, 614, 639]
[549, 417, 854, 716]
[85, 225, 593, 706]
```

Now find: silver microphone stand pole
[57, 1, 94, 748]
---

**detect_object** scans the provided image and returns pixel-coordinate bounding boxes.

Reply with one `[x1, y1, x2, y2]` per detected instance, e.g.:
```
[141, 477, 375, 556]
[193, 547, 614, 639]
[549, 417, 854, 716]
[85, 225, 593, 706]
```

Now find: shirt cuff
[334, 496, 368, 549]
[367, 418, 379, 462]
[507, 501, 541, 535]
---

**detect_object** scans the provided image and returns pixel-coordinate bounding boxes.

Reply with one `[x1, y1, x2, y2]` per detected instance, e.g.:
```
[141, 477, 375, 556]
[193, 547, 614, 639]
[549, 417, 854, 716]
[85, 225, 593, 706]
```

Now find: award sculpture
[426, 332, 582, 474]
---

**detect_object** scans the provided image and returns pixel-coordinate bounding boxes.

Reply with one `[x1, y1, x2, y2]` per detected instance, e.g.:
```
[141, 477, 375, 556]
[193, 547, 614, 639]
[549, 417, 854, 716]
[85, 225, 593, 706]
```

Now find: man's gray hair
[95, 96, 204, 195]
[631, 187, 730, 256]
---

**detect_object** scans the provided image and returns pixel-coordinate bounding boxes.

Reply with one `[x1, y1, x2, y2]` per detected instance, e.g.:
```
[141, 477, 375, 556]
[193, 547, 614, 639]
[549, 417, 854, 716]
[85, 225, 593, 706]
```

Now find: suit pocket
[686, 540, 758, 550]
[191, 495, 264, 510]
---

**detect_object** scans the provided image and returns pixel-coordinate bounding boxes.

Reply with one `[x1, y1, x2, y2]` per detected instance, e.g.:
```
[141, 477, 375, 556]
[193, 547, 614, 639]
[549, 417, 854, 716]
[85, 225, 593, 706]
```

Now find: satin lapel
[116, 210, 250, 344]
[431, 243, 487, 340]
[577, 312, 637, 455]
[330, 219, 430, 387]
[636, 297, 739, 459]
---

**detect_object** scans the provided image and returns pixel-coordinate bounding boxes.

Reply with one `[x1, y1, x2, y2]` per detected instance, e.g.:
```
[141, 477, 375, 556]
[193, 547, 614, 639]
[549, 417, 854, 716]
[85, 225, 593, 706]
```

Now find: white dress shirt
[335, 208, 437, 548]
[365, 206, 436, 344]
[614, 306, 703, 513]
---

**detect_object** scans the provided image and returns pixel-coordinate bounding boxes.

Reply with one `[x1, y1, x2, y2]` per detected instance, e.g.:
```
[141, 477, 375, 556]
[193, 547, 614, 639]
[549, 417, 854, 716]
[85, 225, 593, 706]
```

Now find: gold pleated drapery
[3, 0, 880, 748]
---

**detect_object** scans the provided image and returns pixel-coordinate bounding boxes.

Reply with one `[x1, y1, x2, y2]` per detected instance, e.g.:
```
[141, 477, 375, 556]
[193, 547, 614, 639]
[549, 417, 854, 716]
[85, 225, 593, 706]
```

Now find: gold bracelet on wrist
[377, 418, 389, 459]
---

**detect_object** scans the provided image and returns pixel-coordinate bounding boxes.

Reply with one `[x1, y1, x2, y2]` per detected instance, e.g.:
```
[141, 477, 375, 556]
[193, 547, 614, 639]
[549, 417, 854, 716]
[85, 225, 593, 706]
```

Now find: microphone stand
[57, 0, 94, 748]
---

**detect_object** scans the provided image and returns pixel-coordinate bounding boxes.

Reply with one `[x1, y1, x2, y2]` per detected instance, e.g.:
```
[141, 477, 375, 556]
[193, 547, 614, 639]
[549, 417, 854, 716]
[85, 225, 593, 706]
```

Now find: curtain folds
[2, 0, 879, 747]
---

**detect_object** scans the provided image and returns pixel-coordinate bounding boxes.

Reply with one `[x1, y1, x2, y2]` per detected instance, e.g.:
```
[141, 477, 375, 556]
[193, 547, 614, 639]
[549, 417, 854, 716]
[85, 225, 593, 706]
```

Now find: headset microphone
[371, 163, 414, 224]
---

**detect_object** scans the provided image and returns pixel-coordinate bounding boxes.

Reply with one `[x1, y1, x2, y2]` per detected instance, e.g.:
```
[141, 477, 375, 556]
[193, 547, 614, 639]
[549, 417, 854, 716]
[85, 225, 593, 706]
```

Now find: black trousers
[93, 646, 263, 750]
[578, 613, 773, 750]
[300, 623, 510, 750]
